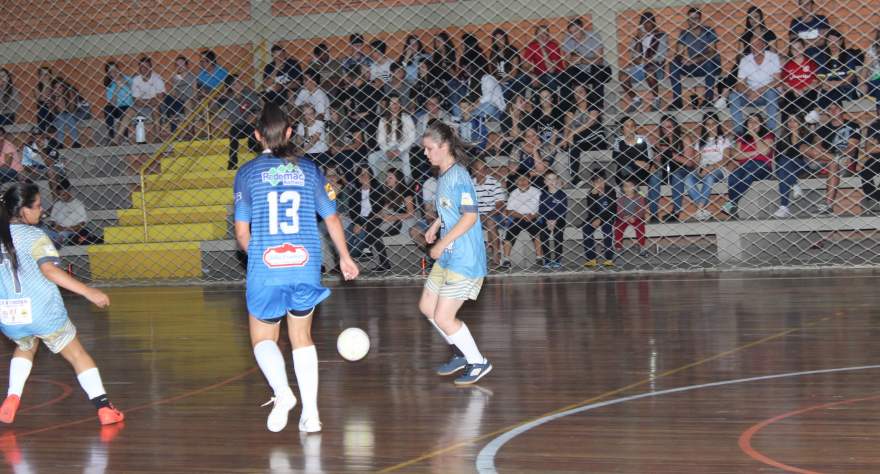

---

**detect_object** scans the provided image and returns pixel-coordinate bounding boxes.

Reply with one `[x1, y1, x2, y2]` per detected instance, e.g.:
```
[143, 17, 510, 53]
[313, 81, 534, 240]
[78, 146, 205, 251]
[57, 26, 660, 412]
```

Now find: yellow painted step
[172, 139, 242, 156]
[130, 188, 230, 208]
[161, 153, 256, 173]
[117, 205, 229, 226]
[104, 222, 227, 244]
[88, 242, 202, 280]
[145, 170, 236, 190]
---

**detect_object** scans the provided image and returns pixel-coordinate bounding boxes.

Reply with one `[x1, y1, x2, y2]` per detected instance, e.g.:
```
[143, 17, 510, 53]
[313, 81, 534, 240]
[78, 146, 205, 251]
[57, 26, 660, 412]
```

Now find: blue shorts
[246, 282, 331, 320]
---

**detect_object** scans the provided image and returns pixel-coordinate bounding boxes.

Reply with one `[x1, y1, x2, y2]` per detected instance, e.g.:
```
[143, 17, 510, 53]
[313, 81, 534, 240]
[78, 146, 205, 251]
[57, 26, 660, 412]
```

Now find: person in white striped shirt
[470, 160, 506, 266]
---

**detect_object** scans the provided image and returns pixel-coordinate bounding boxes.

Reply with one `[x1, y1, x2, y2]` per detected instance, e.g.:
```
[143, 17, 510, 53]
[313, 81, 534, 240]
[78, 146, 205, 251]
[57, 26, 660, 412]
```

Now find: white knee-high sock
[448, 323, 485, 365]
[292, 346, 319, 418]
[7, 358, 32, 397]
[428, 318, 453, 344]
[253, 340, 291, 397]
[76, 368, 106, 400]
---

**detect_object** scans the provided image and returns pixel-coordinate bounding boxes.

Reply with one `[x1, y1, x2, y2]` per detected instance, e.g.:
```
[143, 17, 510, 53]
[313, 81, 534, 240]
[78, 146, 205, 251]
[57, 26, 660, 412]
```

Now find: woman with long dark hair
[232, 103, 359, 433]
[723, 113, 775, 217]
[655, 114, 689, 222]
[564, 83, 606, 186]
[34, 66, 54, 131]
[103, 61, 133, 143]
[368, 94, 416, 182]
[0, 183, 123, 426]
[0, 69, 19, 126]
[348, 164, 392, 272]
[772, 115, 810, 218]
[418, 119, 491, 385]
[685, 112, 732, 221]
[399, 34, 429, 83]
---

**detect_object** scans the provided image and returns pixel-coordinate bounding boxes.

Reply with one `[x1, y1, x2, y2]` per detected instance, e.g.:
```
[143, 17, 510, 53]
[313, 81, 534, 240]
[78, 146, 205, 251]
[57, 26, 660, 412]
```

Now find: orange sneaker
[100, 421, 125, 443]
[0, 395, 20, 424]
[97, 405, 124, 425]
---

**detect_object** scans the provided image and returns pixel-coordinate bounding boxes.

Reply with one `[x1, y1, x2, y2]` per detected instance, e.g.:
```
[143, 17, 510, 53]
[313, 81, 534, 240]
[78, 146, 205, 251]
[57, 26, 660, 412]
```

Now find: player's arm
[33, 235, 108, 307]
[232, 168, 252, 252]
[425, 217, 441, 244]
[234, 221, 250, 252]
[323, 213, 359, 281]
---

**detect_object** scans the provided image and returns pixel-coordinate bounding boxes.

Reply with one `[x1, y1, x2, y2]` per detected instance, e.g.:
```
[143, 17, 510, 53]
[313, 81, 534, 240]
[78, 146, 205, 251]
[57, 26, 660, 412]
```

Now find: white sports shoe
[263, 388, 297, 433]
[792, 183, 804, 199]
[772, 206, 792, 219]
[299, 413, 322, 433]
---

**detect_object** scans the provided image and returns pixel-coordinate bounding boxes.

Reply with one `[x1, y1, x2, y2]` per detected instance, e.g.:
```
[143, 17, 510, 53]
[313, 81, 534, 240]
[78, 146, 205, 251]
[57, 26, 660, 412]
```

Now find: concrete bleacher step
[88, 242, 203, 280]
[172, 139, 245, 156]
[145, 170, 237, 190]
[130, 187, 230, 208]
[160, 152, 257, 173]
[103, 222, 228, 244]
[116, 205, 230, 226]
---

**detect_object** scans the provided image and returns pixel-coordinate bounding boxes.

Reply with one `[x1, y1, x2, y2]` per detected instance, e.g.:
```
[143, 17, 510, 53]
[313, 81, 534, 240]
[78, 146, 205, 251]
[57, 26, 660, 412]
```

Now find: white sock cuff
[292, 345, 317, 361]
[76, 367, 106, 400]
[254, 339, 281, 357]
[428, 318, 453, 344]
[11, 357, 32, 369]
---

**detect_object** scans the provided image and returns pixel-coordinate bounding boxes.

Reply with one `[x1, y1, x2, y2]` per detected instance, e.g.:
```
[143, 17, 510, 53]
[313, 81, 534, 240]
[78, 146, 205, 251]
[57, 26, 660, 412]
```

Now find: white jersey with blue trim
[0, 225, 68, 341]
[435, 163, 487, 278]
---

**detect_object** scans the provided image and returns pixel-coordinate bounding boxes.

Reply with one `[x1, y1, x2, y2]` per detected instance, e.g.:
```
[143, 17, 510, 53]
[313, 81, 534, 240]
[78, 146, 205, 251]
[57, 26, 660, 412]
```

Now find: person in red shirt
[781, 38, 819, 122]
[523, 24, 566, 92]
[722, 113, 775, 217]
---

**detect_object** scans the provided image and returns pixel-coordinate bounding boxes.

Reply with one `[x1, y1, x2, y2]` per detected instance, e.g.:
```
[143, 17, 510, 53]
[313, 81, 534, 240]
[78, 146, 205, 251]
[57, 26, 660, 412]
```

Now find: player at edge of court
[0, 183, 124, 426]
[233, 103, 359, 433]
[419, 119, 492, 385]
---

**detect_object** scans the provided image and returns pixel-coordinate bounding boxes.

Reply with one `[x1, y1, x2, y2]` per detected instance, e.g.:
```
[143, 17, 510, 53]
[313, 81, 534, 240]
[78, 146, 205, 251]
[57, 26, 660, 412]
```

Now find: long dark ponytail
[423, 119, 470, 163]
[257, 102, 298, 163]
[0, 183, 40, 272]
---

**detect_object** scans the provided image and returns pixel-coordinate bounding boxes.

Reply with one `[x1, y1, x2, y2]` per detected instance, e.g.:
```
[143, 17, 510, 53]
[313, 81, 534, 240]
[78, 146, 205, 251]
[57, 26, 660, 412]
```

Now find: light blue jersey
[435, 163, 487, 278]
[233, 154, 338, 318]
[0, 225, 68, 341]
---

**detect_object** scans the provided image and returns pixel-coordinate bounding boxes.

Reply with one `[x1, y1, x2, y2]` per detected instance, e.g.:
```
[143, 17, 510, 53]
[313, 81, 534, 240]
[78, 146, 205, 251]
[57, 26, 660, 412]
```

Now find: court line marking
[739, 393, 880, 474]
[377, 314, 837, 472]
[13, 367, 258, 438]
[476, 365, 880, 473]
[16, 378, 74, 415]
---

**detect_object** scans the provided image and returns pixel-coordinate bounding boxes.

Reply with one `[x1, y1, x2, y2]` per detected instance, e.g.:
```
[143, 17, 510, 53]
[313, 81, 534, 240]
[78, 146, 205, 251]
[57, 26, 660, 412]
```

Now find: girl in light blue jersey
[0, 183, 123, 426]
[418, 120, 492, 385]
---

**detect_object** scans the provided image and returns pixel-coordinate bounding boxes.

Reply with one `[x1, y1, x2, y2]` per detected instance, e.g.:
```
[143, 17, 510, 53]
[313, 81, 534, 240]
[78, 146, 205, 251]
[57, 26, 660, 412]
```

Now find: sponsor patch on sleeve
[460, 192, 474, 206]
[324, 182, 337, 201]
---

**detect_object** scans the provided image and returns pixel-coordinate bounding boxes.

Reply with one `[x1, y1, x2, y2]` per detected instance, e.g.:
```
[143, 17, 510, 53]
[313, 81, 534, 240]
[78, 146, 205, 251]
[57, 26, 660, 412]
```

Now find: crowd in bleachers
[2, 0, 880, 269]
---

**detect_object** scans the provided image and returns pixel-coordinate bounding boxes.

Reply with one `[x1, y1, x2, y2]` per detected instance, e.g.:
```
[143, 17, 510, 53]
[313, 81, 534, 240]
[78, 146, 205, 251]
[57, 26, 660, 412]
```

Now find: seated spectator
[655, 115, 690, 222]
[408, 168, 438, 259]
[773, 116, 812, 218]
[45, 179, 91, 248]
[529, 88, 565, 147]
[619, 11, 668, 112]
[460, 32, 487, 75]
[369, 40, 394, 84]
[0, 126, 21, 183]
[376, 168, 416, 237]
[562, 18, 611, 110]
[722, 113, 775, 218]
[127, 56, 166, 143]
[429, 31, 457, 84]
[368, 94, 416, 182]
[102, 61, 133, 144]
[861, 118, 880, 209]
[222, 74, 261, 170]
[385, 63, 413, 111]
[670, 7, 721, 110]
[811, 102, 861, 215]
[469, 60, 506, 121]
[614, 178, 648, 255]
[781, 39, 820, 123]
[500, 173, 543, 270]
[343, 34, 373, 71]
[163, 56, 197, 134]
[348, 165, 391, 272]
[583, 170, 616, 267]
[458, 97, 489, 151]
[263, 44, 302, 107]
[564, 84, 606, 186]
[528, 157, 549, 191]
[399, 35, 430, 84]
[511, 127, 548, 173]
[539, 170, 567, 269]
[612, 117, 662, 222]
[326, 106, 365, 183]
[502, 94, 534, 141]
[446, 64, 470, 118]
[197, 50, 229, 96]
[490, 28, 519, 85]
[471, 159, 506, 266]
[345, 65, 381, 128]
[295, 104, 330, 166]
[480, 131, 511, 162]
[0, 68, 20, 126]
[742, 7, 780, 55]
[814, 29, 863, 109]
[864, 29, 880, 115]
[50, 78, 84, 148]
[310, 43, 345, 94]
[501, 54, 534, 101]
[410, 60, 441, 113]
[523, 24, 566, 91]
[686, 112, 732, 221]
[35, 66, 55, 131]
[789, 0, 831, 57]
[415, 95, 452, 137]
[294, 69, 330, 121]
[730, 35, 781, 134]
[21, 126, 62, 185]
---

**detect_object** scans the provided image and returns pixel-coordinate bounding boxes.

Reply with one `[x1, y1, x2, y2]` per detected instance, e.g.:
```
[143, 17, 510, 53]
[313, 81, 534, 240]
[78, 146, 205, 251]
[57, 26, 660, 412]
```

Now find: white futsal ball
[337, 328, 370, 361]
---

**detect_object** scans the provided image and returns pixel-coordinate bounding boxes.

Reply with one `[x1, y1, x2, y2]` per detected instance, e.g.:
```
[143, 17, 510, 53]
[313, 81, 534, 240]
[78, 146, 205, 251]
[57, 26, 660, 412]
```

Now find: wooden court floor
[2, 270, 880, 473]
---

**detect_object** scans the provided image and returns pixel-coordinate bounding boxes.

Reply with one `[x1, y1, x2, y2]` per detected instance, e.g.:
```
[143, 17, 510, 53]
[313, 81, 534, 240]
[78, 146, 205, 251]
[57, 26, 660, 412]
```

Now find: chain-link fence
[1, 0, 879, 283]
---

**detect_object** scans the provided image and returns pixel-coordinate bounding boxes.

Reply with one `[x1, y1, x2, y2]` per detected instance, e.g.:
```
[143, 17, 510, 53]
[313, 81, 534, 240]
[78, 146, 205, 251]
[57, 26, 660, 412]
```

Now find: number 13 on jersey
[267, 191, 301, 235]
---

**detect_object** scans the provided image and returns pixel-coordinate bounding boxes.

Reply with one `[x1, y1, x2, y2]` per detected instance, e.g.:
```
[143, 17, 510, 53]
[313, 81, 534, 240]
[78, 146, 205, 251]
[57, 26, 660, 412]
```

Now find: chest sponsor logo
[263, 243, 310, 268]
[439, 197, 452, 209]
[262, 163, 306, 187]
